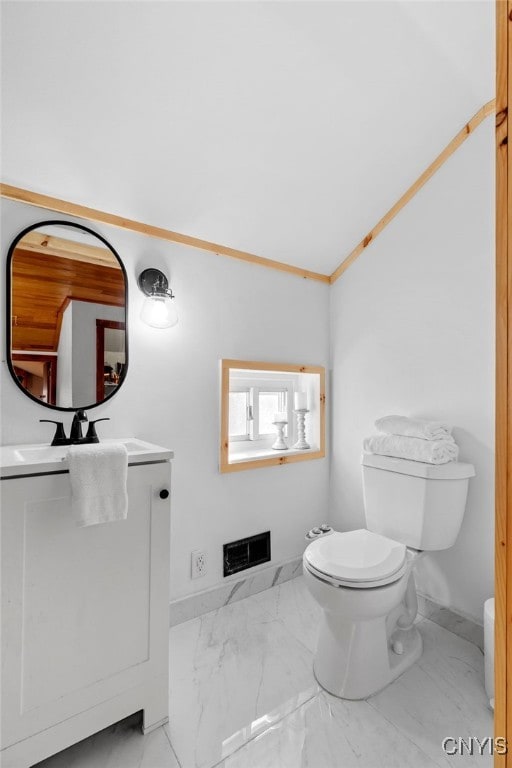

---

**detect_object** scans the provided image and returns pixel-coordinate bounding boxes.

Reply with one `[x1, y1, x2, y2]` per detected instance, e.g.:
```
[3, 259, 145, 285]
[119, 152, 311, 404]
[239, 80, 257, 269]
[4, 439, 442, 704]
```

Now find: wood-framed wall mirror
[6, 220, 128, 411]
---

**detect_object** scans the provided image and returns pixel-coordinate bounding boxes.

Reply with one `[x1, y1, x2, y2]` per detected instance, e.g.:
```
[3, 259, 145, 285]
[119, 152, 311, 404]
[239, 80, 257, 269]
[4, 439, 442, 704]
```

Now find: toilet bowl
[303, 529, 423, 699]
[304, 454, 475, 700]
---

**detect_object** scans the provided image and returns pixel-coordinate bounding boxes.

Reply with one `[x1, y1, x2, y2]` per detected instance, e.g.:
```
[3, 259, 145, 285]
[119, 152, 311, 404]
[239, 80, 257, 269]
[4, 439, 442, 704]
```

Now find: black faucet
[40, 411, 110, 446]
[70, 409, 88, 442]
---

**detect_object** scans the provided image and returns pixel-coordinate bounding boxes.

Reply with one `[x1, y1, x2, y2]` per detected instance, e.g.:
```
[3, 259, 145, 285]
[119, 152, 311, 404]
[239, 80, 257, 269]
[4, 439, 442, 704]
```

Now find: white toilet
[303, 453, 475, 700]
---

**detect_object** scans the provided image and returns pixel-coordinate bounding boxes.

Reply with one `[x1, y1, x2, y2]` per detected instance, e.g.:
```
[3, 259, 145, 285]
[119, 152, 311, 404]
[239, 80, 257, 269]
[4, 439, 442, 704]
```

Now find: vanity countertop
[0, 438, 173, 478]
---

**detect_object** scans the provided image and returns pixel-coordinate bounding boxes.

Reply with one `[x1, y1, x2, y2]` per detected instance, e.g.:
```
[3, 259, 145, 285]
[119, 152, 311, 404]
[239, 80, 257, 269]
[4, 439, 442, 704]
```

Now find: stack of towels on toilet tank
[363, 415, 459, 464]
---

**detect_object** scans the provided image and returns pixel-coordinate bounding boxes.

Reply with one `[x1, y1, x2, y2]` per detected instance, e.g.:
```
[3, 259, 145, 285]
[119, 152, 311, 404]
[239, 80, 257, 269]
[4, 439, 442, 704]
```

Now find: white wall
[71, 301, 125, 407]
[56, 302, 73, 407]
[1, 198, 330, 600]
[55, 300, 125, 407]
[329, 120, 495, 623]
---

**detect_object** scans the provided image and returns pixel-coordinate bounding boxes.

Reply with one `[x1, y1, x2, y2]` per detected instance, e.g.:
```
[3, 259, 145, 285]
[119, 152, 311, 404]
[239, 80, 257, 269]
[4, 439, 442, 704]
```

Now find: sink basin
[1, 439, 173, 478]
[14, 440, 146, 464]
[14, 446, 68, 463]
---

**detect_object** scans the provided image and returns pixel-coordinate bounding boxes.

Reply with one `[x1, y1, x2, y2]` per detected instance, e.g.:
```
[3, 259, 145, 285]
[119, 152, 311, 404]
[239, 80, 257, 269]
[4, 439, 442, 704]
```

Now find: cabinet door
[1, 461, 170, 747]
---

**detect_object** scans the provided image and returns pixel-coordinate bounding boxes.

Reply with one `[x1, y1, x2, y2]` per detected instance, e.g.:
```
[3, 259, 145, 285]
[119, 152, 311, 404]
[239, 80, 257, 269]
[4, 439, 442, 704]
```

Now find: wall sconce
[137, 268, 178, 328]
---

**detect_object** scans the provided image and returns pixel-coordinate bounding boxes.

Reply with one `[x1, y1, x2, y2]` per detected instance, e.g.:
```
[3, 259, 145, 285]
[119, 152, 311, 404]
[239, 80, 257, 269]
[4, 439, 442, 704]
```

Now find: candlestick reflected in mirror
[272, 417, 288, 450]
[293, 409, 310, 450]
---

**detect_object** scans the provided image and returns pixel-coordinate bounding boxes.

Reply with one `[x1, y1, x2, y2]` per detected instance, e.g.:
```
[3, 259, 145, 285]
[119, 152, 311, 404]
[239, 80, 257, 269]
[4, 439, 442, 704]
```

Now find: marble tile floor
[36, 576, 492, 768]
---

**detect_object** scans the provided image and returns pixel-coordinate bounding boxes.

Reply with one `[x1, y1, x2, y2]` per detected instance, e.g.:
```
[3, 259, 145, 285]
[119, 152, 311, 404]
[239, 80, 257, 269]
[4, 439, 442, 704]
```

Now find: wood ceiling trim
[330, 99, 497, 284]
[0, 100, 495, 288]
[19, 230, 121, 269]
[0, 183, 331, 284]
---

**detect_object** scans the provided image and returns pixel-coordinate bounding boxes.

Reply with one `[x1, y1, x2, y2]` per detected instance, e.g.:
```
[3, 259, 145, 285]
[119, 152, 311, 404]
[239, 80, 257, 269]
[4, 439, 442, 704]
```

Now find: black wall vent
[223, 531, 271, 577]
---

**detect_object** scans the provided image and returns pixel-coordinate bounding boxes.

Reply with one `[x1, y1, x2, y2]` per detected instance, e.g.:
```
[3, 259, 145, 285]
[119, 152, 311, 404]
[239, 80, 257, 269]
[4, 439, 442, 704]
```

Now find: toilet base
[313, 616, 423, 700]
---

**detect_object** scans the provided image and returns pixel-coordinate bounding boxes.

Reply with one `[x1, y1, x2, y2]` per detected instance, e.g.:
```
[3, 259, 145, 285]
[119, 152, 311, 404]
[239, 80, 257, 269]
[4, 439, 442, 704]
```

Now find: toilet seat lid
[304, 529, 406, 583]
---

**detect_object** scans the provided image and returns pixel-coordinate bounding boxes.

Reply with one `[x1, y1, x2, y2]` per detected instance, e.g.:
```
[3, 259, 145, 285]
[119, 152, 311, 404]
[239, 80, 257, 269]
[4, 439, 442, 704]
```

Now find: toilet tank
[362, 454, 475, 550]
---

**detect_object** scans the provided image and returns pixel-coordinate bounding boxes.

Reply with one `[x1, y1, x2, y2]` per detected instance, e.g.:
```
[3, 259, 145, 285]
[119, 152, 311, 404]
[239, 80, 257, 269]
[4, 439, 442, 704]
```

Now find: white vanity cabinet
[0, 443, 172, 768]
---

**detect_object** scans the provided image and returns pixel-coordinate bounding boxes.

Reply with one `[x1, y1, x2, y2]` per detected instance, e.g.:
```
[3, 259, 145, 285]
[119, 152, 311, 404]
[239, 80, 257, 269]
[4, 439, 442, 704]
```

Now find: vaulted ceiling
[1, 1, 494, 275]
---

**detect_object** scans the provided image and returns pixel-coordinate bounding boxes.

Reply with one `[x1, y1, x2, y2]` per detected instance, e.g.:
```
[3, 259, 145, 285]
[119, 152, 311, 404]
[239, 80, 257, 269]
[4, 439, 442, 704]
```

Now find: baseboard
[169, 556, 303, 627]
[417, 593, 484, 650]
[142, 716, 169, 735]
[169, 564, 485, 650]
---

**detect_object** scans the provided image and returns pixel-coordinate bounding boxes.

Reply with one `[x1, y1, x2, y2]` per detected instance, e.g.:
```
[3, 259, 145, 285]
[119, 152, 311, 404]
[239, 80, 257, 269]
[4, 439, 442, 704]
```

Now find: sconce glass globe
[140, 294, 178, 329]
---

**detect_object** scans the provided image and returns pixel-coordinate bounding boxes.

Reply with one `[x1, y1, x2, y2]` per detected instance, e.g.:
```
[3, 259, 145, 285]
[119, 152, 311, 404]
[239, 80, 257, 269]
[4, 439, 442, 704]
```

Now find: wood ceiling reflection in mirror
[11, 231, 124, 352]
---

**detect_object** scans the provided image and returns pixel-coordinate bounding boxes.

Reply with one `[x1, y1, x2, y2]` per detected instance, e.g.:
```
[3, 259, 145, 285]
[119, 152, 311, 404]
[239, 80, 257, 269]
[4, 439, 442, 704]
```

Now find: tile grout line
[365, 697, 446, 768]
[252, 579, 322, 657]
[419, 615, 484, 653]
[208, 690, 322, 768]
[163, 724, 183, 768]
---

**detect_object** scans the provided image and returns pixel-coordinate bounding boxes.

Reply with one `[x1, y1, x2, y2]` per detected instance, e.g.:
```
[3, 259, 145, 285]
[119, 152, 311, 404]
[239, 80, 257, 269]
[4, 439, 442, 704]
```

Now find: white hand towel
[375, 415, 452, 441]
[67, 443, 128, 526]
[363, 434, 459, 464]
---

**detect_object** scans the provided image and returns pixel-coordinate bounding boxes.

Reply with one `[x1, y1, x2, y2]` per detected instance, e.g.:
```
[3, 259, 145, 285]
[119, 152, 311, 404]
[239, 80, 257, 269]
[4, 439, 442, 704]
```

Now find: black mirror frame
[6, 219, 129, 412]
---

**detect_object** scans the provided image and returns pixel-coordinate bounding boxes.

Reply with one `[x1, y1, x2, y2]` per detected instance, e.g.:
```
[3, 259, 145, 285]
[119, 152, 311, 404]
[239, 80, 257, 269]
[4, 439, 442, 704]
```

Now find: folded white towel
[375, 415, 452, 441]
[363, 434, 459, 465]
[67, 443, 128, 527]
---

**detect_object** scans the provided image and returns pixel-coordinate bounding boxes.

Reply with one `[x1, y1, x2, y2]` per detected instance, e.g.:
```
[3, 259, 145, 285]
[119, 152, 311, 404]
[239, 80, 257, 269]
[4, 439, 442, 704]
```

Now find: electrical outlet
[191, 550, 207, 579]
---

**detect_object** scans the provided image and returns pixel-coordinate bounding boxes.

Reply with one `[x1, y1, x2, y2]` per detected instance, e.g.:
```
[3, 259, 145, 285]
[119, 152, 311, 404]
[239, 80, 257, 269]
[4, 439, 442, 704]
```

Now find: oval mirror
[6, 220, 128, 411]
